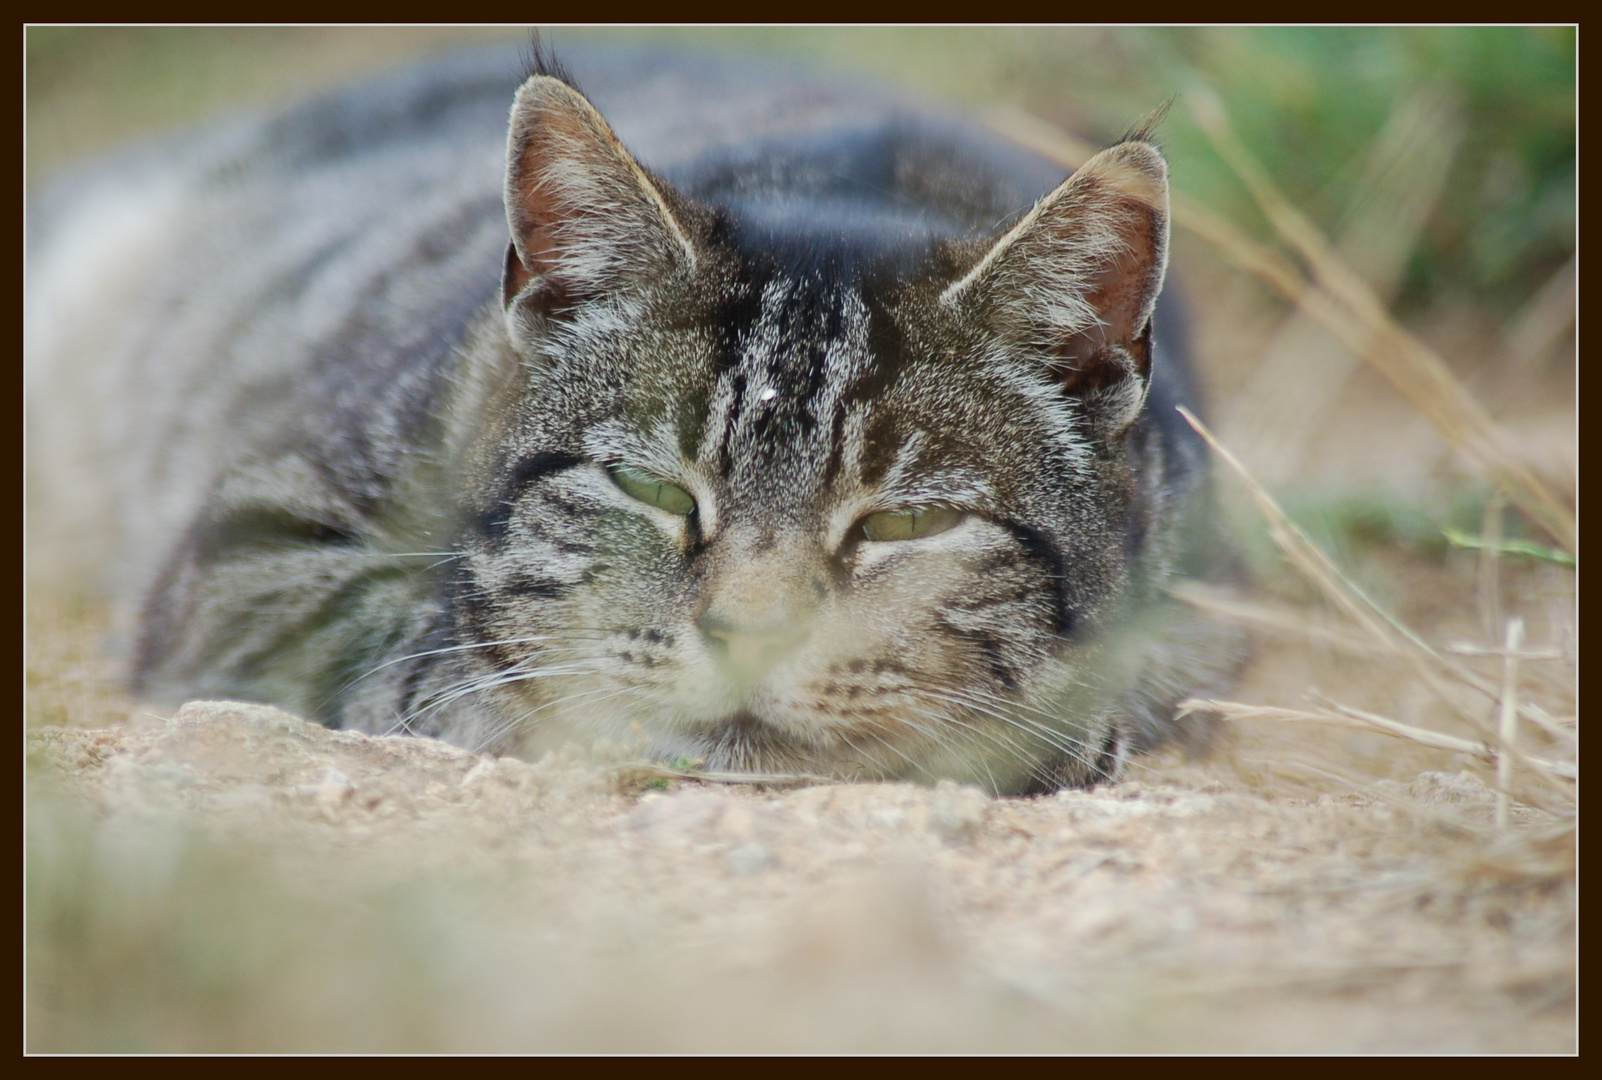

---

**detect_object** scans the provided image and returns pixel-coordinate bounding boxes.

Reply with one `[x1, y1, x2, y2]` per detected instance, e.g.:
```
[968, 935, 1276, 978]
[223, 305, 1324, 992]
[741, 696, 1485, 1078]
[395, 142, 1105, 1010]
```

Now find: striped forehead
[695, 275, 877, 497]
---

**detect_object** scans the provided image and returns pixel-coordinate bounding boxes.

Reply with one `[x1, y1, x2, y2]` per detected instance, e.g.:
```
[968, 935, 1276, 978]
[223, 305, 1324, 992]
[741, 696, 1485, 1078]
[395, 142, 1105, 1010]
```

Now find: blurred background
[25, 27, 1576, 1052]
[26, 25, 1577, 560]
[28, 26, 1577, 312]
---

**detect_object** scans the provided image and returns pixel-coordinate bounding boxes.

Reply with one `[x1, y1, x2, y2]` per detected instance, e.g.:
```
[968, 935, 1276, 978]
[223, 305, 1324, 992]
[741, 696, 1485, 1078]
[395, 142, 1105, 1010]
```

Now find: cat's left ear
[943, 141, 1169, 435]
[501, 75, 698, 330]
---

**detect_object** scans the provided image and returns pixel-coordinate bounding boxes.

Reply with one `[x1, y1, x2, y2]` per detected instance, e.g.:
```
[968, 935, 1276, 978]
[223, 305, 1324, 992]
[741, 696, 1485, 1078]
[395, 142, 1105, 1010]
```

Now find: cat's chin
[650, 709, 1005, 788]
[669, 709, 828, 776]
[476, 699, 1088, 794]
[559, 706, 863, 781]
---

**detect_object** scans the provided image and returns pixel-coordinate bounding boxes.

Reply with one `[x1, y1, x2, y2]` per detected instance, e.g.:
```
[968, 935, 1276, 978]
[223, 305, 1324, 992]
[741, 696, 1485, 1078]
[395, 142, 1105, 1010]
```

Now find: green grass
[1023, 28, 1576, 314]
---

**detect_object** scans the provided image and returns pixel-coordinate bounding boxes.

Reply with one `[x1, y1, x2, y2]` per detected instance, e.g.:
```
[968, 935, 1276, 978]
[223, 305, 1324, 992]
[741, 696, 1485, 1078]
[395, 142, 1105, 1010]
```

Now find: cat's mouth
[685, 709, 763, 734]
[680, 707, 827, 772]
[679, 705, 917, 782]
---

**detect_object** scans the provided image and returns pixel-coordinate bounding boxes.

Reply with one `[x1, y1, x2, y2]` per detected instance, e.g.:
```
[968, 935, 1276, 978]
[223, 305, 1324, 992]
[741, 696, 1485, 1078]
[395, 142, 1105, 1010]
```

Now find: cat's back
[30, 42, 1073, 367]
[27, 49, 528, 594]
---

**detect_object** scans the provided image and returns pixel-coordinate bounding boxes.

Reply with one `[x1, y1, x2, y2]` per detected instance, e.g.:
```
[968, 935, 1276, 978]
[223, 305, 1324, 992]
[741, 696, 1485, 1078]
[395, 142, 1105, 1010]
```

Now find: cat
[26, 42, 1242, 794]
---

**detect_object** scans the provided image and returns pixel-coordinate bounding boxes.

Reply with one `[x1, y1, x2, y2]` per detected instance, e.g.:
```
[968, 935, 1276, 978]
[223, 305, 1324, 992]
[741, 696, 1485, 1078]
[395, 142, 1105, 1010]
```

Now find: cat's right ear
[941, 140, 1170, 439]
[501, 75, 698, 329]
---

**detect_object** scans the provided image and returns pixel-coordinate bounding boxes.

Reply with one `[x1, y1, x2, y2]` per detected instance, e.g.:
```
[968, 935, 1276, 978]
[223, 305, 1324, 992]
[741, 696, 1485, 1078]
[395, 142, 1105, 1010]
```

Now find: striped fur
[27, 46, 1242, 793]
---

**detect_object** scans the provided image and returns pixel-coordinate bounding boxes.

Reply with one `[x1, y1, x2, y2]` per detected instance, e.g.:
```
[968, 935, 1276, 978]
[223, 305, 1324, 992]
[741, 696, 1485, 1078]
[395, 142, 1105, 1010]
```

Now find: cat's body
[28, 44, 1241, 793]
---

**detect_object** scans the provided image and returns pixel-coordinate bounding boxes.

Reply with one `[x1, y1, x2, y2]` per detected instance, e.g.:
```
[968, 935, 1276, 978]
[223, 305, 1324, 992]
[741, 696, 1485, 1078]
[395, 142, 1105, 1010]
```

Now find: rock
[1373, 770, 1497, 807]
[927, 780, 989, 843]
[629, 788, 729, 844]
[314, 769, 354, 815]
[1410, 770, 1496, 806]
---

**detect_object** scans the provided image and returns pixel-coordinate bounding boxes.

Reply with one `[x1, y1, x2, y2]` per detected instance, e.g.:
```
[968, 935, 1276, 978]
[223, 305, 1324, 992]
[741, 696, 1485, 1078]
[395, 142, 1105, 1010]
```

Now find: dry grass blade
[1174, 405, 1576, 813]
[985, 106, 1098, 171]
[608, 762, 832, 793]
[1191, 695, 1576, 794]
[1179, 406, 1444, 656]
[1497, 619, 1522, 831]
[1446, 643, 1566, 662]
[1177, 406, 1564, 744]
[1166, 582, 1395, 658]
[1181, 696, 1487, 757]
[1185, 87, 1576, 554]
[1504, 255, 1577, 370]
[1220, 86, 1464, 485]
[1477, 494, 1506, 638]
[1310, 697, 1575, 786]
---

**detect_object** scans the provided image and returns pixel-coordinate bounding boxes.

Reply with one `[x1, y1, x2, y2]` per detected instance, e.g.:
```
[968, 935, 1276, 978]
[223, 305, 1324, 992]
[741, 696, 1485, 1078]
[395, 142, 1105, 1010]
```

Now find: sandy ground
[25, 604, 1576, 1052]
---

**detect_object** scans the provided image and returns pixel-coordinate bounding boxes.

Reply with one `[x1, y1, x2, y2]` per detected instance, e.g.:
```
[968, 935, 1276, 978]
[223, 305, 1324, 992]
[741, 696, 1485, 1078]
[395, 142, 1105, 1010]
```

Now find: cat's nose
[698, 611, 805, 678]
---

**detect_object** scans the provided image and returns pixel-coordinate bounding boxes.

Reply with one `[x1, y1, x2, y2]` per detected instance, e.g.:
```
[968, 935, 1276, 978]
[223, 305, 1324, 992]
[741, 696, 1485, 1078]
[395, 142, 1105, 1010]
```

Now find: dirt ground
[24, 583, 1576, 1052]
[25, 28, 1575, 1054]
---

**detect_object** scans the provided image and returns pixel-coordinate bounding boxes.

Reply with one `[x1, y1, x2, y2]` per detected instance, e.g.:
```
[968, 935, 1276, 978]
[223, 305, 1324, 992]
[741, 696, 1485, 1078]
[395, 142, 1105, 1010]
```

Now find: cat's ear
[943, 141, 1169, 434]
[501, 75, 698, 324]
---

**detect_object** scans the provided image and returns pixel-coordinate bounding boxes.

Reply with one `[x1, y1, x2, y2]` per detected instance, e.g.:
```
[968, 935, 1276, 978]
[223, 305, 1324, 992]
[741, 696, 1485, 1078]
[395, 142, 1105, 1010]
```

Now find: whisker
[912, 685, 1102, 782]
[399, 658, 600, 732]
[902, 699, 1058, 793]
[467, 682, 650, 754]
[834, 726, 915, 781]
[350, 634, 566, 685]
[945, 683, 1166, 782]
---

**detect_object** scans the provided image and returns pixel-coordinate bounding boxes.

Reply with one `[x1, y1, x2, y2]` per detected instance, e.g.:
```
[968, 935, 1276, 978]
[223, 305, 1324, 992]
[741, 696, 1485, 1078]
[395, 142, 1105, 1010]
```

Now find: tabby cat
[27, 44, 1241, 793]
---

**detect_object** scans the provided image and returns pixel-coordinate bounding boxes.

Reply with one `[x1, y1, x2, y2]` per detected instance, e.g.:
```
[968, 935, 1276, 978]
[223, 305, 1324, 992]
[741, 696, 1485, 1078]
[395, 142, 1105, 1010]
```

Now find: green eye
[860, 505, 964, 542]
[609, 464, 696, 516]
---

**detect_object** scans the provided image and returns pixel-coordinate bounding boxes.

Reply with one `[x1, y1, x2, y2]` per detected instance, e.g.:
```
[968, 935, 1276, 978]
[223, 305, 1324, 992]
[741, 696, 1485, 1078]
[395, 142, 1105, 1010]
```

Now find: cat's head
[453, 73, 1176, 792]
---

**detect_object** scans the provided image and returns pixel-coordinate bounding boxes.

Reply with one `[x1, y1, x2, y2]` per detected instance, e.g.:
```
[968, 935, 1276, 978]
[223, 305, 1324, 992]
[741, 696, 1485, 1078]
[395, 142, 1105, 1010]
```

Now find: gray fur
[27, 45, 1242, 793]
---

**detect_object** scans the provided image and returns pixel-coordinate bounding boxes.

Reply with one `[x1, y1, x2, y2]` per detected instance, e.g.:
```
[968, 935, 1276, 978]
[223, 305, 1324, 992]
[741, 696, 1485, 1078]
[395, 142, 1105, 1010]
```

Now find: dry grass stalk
[1446, 643, 1566, 663]
[1184, 87, 1576, 554]
[1478, 494, 1505, 639]
[1504, 255, 1577, 370]
[1174, 409, 1419, 654]
[1167, 581, 1394, 658]
[1181, 696, 1575, 789]
[1180, 695, 1491, 762]
[608, 762, 832, 794]
[1314, 697, 1574, 788]
[985, 107, 1098, 171]
[1496, 619, 1524, 831]
[1220, 87, 1464, 485]
[1170, 408, 1575, 817]
[1178, 405, 1566, 748]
